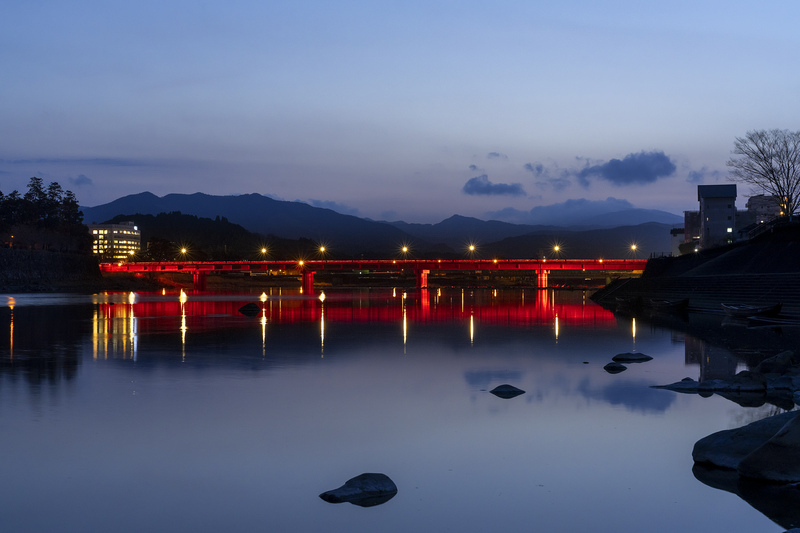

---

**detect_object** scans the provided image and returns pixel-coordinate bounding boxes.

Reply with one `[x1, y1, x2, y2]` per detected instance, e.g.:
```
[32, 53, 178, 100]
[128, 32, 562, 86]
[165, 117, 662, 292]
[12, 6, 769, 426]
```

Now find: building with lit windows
[697, 184, 737, 248]
[88, 221, 141, 260]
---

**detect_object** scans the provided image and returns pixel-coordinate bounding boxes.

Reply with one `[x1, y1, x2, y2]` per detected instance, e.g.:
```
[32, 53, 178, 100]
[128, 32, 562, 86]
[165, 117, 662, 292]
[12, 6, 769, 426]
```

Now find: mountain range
[81, 192, 682, 258]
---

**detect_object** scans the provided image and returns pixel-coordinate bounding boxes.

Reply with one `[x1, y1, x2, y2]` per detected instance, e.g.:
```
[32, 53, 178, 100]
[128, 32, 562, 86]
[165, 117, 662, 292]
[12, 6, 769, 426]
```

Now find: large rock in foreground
[319, 473, 398, 507]
[692, 411, 799, 470]
[738, 412, 800, 482]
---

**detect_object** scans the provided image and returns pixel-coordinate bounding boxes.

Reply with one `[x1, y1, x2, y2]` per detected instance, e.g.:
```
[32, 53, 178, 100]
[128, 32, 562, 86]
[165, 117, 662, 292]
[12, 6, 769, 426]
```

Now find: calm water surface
[0, 288, 796, 532]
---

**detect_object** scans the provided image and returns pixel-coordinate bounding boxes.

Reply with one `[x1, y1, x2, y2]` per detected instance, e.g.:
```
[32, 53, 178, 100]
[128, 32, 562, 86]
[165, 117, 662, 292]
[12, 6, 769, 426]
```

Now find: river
[0, 288, 796, 532]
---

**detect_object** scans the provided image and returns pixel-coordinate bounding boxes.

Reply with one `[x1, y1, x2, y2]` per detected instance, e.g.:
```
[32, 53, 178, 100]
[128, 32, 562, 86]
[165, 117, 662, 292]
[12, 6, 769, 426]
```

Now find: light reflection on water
[0, 288, 796, 532]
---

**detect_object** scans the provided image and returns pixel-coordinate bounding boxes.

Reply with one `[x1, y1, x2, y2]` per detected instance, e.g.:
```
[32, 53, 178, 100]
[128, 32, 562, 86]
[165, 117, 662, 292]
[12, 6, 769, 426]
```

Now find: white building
[88, 221, 141, 260]
[697, 184, 737, 249]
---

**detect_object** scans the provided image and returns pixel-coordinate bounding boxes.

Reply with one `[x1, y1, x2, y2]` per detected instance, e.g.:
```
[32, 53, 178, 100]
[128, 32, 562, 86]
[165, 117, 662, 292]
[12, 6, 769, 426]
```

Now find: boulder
[612, 352, 653, 363]
[738, 413, 800, 482]
[697, 379, 728, 393]
[652, 377, 700, 393]
[692, 411, 800, 470]
[726, 371, 767, 393]
[490, 384, 525, 399]
[319, 473, 398, 507]
[603, 362, 627, 374]
[754, 350, 797, 375]
[238, 302, 261, 317]
[767, 375, 796, 391]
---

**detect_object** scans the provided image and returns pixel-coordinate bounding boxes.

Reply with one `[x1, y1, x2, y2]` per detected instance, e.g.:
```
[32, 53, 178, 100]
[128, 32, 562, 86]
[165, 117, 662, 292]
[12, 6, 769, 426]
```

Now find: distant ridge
[82, 192, 678, 258]
[82, 192, 433, 256]
[571, 208, 683, 229]
[389, 215, 559, 248]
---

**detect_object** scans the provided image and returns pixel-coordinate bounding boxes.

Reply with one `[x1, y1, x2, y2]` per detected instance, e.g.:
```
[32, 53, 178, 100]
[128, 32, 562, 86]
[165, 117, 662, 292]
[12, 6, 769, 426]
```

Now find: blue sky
[2, 0, 799, 223]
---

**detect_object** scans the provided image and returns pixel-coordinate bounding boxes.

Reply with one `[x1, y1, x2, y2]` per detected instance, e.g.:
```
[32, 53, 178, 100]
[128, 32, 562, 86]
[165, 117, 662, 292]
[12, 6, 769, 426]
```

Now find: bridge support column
[537, 270, 549, 289]
[192, 271, 207, 291]
[302, 271, 316, 294]
[416, 269, 429, 289]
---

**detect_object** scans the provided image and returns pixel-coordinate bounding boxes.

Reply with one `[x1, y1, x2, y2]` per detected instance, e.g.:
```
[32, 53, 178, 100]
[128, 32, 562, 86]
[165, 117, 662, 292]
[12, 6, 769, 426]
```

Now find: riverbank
[592, 223, 800, 317]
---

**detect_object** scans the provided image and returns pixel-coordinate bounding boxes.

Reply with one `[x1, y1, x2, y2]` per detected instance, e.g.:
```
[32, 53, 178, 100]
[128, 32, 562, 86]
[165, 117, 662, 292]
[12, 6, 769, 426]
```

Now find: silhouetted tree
[0, 177, 88, 250]
[727, 129, 800, 217]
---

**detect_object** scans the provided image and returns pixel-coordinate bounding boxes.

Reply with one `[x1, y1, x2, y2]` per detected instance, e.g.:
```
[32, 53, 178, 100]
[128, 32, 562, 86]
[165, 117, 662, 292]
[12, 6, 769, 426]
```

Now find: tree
[727, 129, 800, 217]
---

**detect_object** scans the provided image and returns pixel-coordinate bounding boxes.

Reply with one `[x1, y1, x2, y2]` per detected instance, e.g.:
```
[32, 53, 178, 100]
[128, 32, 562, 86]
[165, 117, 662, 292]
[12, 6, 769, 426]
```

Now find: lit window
[727, 228, 733, 233]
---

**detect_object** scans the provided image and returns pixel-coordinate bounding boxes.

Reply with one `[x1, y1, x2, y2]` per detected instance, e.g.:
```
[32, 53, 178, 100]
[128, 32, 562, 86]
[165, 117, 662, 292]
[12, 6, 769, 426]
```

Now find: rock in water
[604, 362, 627, 374]
[612, 352, 653, 363]
[319, 473, 398, 507]
[738, 413, 800, 482]
[490, 384, 526, 399]
[693, 411, 800, 470]
[238, 302, 261, 317]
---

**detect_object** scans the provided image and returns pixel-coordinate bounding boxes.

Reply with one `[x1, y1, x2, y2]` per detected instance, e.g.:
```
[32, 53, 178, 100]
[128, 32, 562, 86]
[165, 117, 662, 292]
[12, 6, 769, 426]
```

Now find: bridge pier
[192, 271, 207, 291]
[302, 270, 316, 294]
[416, 269, 430, 289]
[537, 270, 549, 289]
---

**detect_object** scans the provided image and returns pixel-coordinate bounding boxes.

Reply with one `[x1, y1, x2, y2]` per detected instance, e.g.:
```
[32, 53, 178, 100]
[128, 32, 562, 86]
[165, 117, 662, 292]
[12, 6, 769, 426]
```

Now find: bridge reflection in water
[90, 288, 617, 361]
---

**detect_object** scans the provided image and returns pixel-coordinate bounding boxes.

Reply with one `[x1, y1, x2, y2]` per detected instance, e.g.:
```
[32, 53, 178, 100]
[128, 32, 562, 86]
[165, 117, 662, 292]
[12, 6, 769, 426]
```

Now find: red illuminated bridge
[100, 258, 647, 291]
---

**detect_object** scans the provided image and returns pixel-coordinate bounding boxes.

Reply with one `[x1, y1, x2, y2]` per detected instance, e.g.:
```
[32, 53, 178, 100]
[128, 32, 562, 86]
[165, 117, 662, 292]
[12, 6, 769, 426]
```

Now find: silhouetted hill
[481, 222, 673, 259]
[571, 209, 683, 229]
[83, 192, 677, 259]
[83, 192, 438, 257]
[389, 215, 559, 248]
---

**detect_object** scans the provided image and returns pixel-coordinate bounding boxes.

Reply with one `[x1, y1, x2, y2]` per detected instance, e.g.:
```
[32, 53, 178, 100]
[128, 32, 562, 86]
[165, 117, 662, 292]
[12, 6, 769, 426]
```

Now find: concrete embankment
[592, 224, 800, 317]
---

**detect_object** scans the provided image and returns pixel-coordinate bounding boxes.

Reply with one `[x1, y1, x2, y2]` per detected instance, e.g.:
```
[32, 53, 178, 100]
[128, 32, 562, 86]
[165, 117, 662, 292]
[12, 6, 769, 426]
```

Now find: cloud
[69, 174, 93, 187]
[576, 378, 675, 414]
[2, 157, 148, 167]
[525, 161, 573, 192]
[486, 152, 508, 160]
[305, 199, 361, 216]
[468, 164, 482, 172]
[487, 197, 634, 225]
[523, 162, 545, 177]
[577, 151, 676, 187]
[463, 175, 526, 197]
[687, 167, 724, 184]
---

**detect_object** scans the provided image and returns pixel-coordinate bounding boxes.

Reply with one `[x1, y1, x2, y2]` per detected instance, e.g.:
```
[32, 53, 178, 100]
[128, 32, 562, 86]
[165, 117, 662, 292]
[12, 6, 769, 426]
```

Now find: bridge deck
[100, 258, 647, 274]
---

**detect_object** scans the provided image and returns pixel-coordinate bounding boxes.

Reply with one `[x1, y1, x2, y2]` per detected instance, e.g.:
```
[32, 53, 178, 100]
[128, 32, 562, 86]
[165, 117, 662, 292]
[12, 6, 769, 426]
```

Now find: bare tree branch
[727, 129, 800, 216]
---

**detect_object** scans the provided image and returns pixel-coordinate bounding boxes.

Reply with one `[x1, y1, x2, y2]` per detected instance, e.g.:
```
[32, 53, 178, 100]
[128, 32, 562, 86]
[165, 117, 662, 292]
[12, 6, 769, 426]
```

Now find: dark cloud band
[463, 175, 526, 197]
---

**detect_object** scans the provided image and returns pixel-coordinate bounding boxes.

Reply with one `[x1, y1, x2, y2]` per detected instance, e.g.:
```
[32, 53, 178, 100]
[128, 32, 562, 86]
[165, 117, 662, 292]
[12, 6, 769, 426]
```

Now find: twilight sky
[2, 1, 799, 223]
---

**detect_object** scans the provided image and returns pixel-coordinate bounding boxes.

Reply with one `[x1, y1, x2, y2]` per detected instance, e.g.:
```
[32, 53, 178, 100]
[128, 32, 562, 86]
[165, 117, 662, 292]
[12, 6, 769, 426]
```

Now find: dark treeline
[106, 212, 329, 261]
[0, 177, 90, 252]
